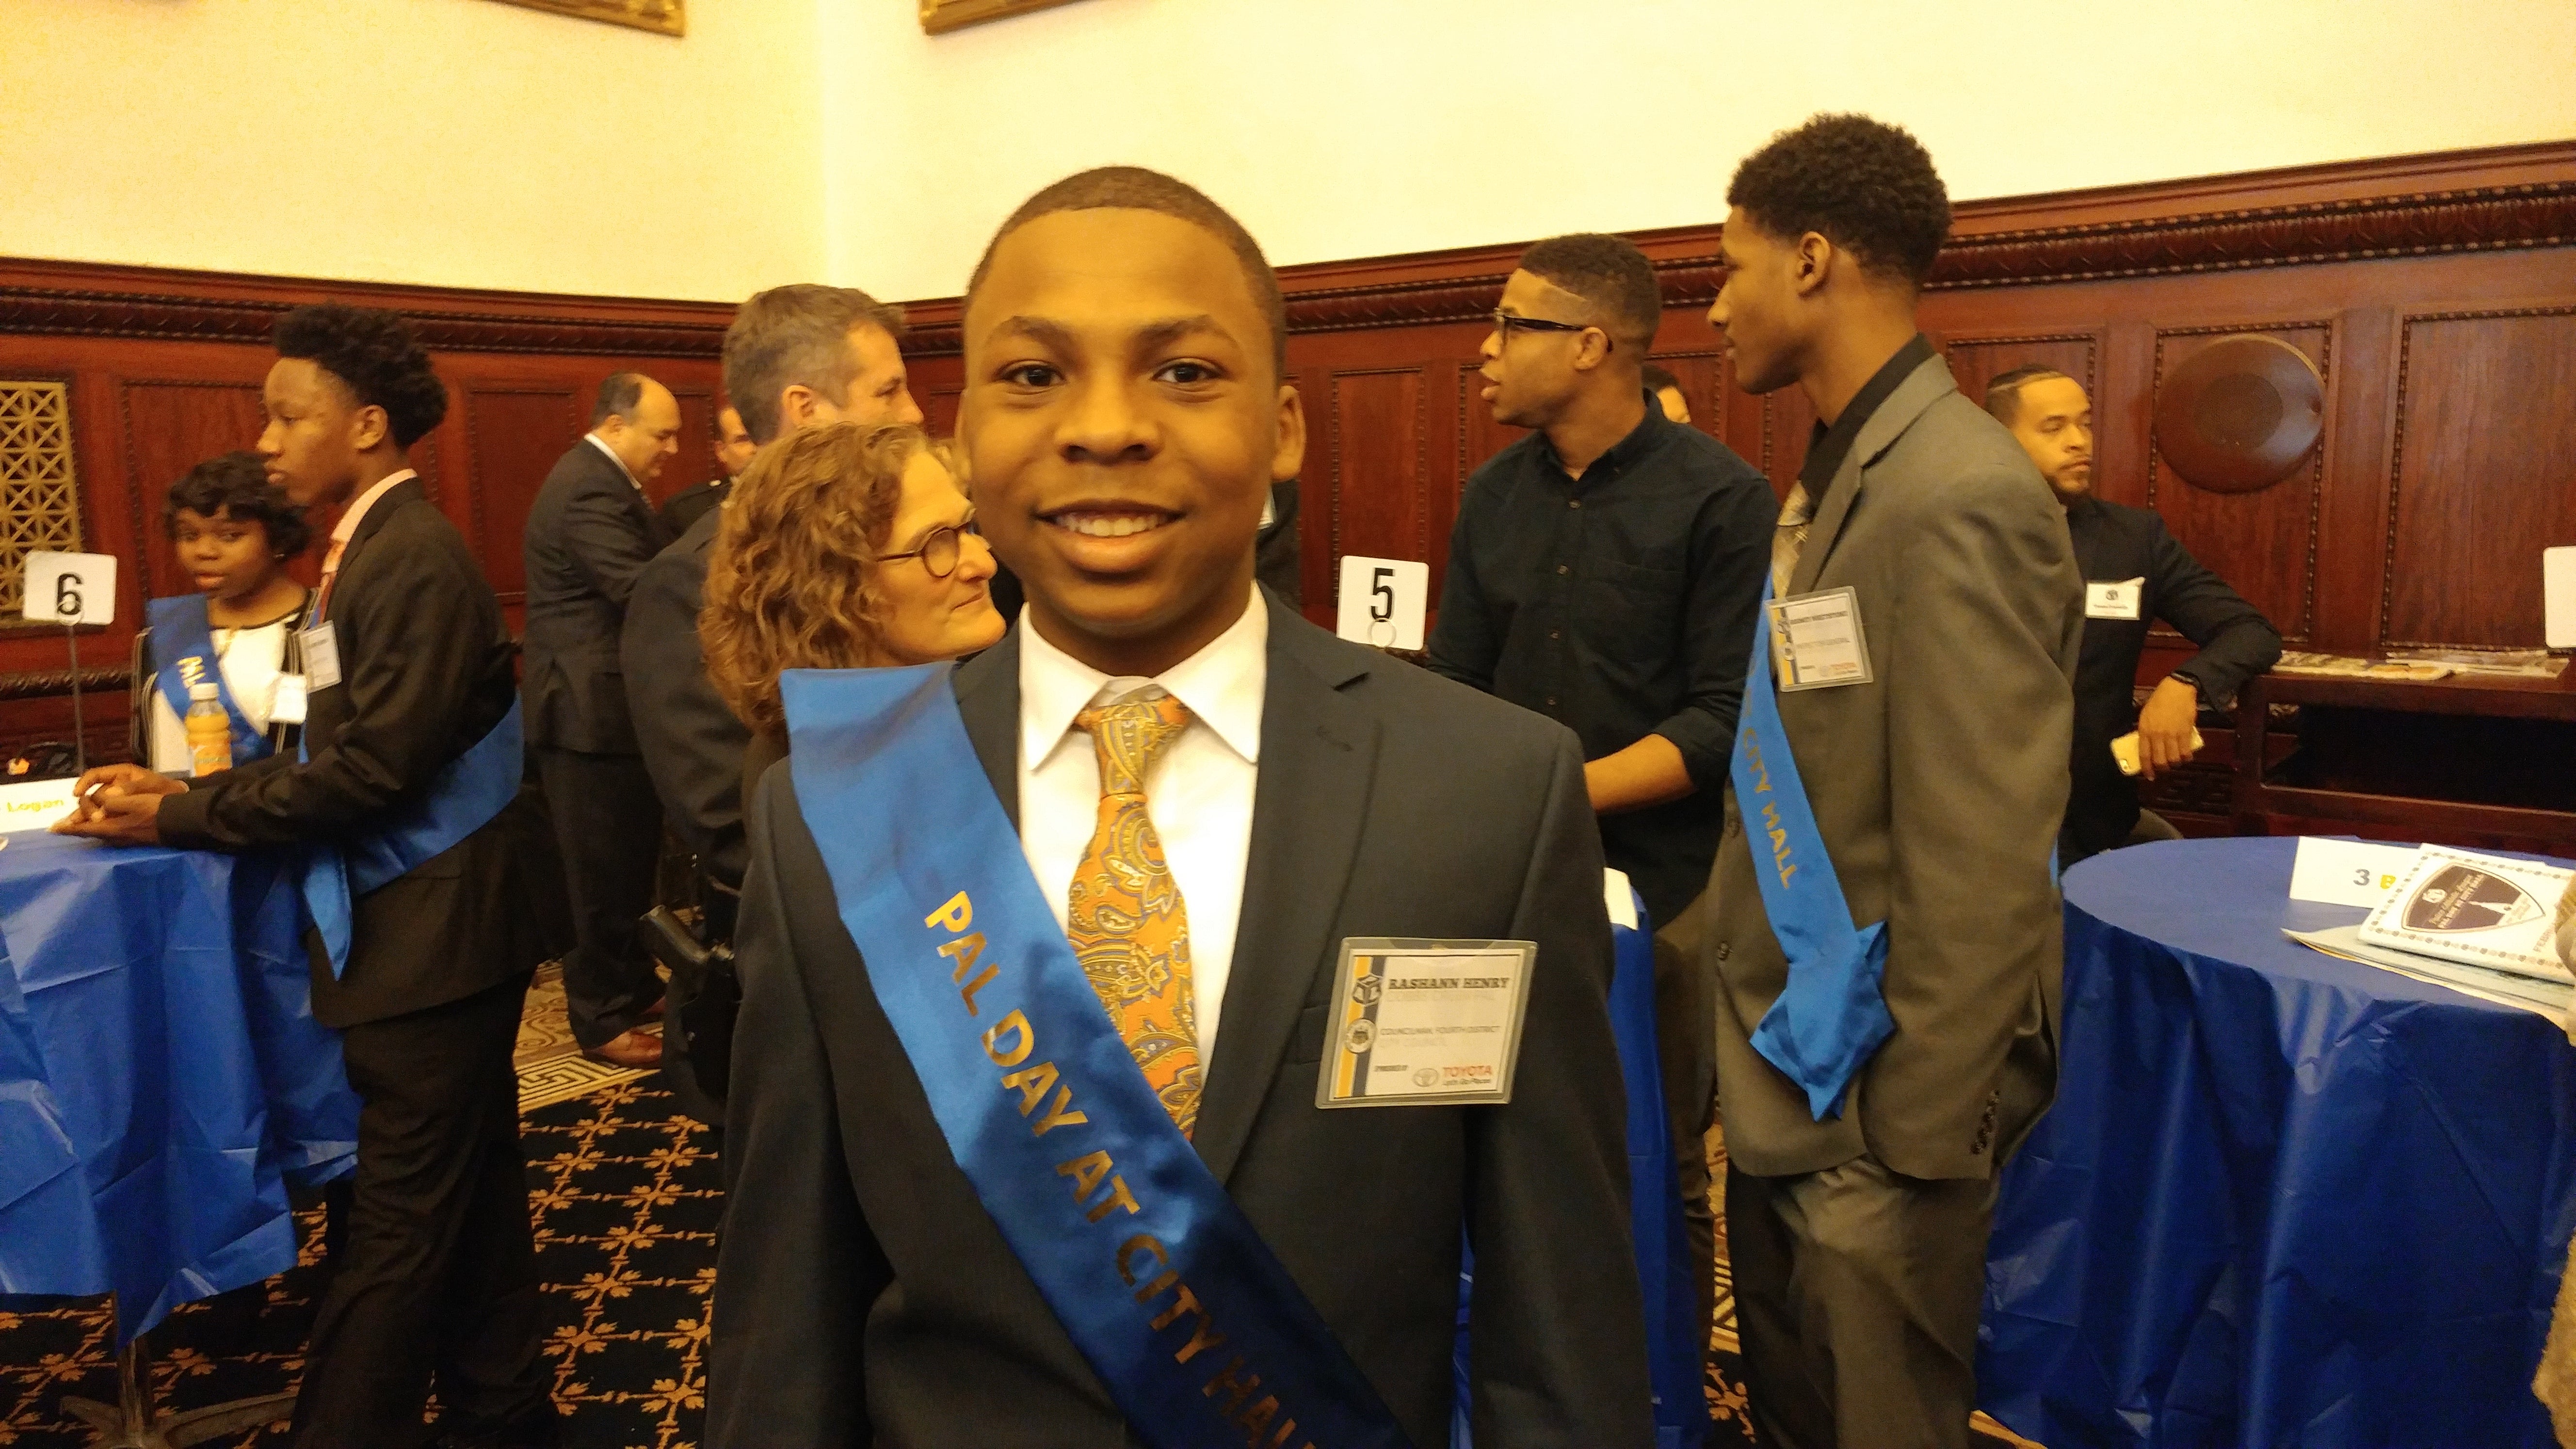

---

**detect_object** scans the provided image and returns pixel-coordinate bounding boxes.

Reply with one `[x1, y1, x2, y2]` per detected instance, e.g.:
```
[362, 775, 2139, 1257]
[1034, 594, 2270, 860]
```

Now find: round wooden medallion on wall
[2154, 335, 2324, 494]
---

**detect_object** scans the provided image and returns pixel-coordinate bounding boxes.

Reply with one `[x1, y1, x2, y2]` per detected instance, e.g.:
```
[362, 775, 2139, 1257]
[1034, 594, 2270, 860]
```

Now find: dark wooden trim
[0, 258, 734, 358]
[894, 141, 2576, 356]
[0, 665, 129, 701]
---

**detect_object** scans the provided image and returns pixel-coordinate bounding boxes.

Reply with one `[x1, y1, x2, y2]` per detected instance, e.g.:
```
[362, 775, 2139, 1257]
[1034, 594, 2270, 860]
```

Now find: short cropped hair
[592, 371, 648, 428]
[724, 285, 907, 446]
[1984, 364, 2075, 425]
[1517, 234, 1662, 353]
[701, 421, 947, 735]
[967, 165, 1288, 380]
[1727, 113, 1951, 288]
[1641, 362, 1681, 395]
[163, 451, 312, 558]
[271, 304, 448, 447]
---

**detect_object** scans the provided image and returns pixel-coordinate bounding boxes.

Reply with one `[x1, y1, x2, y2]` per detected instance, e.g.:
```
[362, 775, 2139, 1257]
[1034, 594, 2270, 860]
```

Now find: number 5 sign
[21, 550, 118, 626]
[1334, 555, 1427, 651]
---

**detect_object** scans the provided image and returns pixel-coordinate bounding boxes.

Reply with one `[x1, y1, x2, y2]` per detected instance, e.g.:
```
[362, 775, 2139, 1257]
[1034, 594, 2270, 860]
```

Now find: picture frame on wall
[487, 0, 685, 37]
[921, 0, 1092, 35]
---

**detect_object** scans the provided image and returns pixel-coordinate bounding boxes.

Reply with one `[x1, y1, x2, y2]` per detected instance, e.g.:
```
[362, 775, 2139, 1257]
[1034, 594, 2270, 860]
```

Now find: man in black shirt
[1427, 232, 1775, 1370]
[1987, 365, 2282, 863]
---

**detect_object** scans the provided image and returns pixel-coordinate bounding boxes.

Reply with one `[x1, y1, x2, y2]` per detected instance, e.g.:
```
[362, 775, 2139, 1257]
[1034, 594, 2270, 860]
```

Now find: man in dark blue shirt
[1427, 232, 1775, 1371]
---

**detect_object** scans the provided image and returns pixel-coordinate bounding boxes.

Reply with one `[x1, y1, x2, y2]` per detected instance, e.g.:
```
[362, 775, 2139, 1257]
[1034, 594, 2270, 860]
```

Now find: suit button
[1545, 695, 1558, 708]
[1714, 942, 1732, 962]
[1549, 629, 1562, 640]
[1568, 498, 1581, 509]
[1556, 564, 1569, 575]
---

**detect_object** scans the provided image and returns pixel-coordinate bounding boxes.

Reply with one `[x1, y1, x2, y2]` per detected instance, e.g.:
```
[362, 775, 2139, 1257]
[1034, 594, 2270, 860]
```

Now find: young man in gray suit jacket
[1704, 115, 2084, 1448]
[708, 167, 1652, 1448]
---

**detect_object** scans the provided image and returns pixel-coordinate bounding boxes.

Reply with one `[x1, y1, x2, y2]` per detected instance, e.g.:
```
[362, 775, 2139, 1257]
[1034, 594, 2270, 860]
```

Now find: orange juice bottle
[184, 682, 233, 776]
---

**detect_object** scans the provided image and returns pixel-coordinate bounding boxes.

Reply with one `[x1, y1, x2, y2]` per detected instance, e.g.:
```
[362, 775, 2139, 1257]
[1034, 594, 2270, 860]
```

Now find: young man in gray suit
[1704, 114, 2084, 1447]
[522, 371, 682, 1067]
[708, 167, 1652, 1447]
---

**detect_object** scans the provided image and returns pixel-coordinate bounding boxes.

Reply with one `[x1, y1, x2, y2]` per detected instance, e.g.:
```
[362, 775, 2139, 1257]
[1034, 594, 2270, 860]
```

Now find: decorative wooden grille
[0, 382, 83, 620]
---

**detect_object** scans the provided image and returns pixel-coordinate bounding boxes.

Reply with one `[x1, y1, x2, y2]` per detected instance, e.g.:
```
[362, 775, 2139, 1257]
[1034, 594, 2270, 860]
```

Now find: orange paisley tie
[1068, 690, 1203, 1138]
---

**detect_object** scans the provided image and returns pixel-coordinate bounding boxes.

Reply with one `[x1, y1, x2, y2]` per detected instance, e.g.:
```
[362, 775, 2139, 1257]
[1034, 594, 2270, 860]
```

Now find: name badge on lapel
[299, 623, 342, 691]
[1770, 587, 1873, 692]
[1319, 938, 1536, 1108]
[2086, 577, 2146, 620]
[271, 675, 309, 724]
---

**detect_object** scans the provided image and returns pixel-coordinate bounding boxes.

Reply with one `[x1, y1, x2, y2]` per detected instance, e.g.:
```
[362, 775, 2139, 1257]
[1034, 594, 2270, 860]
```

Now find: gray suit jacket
[1709, 355, 2084, 1182]
[523, 439, 670, 754]
[707, 605, 1652, 1449]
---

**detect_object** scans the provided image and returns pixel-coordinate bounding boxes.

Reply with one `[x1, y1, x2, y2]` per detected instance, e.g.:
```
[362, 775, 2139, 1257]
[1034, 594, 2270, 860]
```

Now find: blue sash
[782, 664, 1410, 1449]
[145, 594, 270, 770]
[299, 701, 524, 979]
[1729, 581, 1896, 1120]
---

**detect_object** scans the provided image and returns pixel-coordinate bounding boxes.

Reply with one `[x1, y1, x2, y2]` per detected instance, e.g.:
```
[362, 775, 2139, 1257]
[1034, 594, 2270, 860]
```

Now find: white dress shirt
[1018, 587, 1268, 1065]
[585, 433, 647, 495]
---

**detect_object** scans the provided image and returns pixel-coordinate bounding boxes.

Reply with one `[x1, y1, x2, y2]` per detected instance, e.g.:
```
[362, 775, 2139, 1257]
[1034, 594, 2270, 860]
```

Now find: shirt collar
[329, 469, 418, 547]
[1019, 585, 1269, 773]
[1538, 392, 1667, 486]
[1798, 332, 1937, 495]
[586, 433, 645, 491]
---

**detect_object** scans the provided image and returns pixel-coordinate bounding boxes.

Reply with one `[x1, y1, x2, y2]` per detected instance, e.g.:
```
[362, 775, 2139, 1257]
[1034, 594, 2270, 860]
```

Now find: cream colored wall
[823, 0, 2576, 301]
[8, 0, 2573, 306]
[0, 0, 827, 302]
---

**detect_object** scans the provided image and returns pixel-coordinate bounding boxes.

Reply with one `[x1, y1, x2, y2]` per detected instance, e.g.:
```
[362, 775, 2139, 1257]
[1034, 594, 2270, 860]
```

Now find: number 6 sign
[21, 550, 118, 626]
[1334, 555, 1427, 651]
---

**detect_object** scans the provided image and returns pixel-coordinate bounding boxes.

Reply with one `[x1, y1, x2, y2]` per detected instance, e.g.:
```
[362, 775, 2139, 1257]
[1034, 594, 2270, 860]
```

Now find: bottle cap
[189, 682, 221, 702]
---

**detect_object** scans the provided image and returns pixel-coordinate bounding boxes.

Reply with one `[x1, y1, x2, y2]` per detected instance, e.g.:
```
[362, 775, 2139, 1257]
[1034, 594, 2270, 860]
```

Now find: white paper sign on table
[2287, 836, 2421, 908]
[2546, 546, 2575, 649]
[20, 550, 117, 626]
[0, 777, 82, 833]
[1335, 555, 1428, 651]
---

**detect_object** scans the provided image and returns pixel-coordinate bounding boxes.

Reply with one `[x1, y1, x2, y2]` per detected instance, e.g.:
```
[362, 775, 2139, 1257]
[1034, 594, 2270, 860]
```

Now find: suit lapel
[951, 629, 1022, 829]
[327, 478, 423, 592]
[1195, 613, 1379, 1184]
[1788, 354, 1958, 595]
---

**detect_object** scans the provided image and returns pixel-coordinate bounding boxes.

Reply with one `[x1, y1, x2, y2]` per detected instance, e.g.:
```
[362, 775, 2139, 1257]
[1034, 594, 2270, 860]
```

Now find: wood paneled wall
[0, 261, 731, 759]
[4, 140, 2571, 772]
[896, 140, 2576, 688]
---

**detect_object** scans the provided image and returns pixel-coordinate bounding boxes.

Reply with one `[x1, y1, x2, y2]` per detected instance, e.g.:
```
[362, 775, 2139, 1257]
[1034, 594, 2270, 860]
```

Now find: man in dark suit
[622, 285, 921, 1115]
[1986, 365, 2282, 863]
[706, 167, 1650, 1447]
[61, 304, 561, 1449]
[657, 402, 756, 538]
[523, 371, 681, 1067]
[1704, 116, 2084, 1447]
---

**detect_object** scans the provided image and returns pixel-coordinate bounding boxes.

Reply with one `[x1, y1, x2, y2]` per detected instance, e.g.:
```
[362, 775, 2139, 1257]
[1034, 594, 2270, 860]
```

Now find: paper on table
[2287, 837, 2420, 907]
[2288, 924, 2576, 1041]
[0, 777, 82, 833]
[2361, 845, 2575, 982]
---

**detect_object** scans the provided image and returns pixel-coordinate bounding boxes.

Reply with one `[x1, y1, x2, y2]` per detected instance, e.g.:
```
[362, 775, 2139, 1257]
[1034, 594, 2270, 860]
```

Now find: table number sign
[21, 550, 117, 626]
[1334, 555, 1428, 652]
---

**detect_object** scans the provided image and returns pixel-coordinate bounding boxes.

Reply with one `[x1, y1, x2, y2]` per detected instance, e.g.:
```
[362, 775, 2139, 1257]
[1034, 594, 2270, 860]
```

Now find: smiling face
[870, 452, 1007, 666]
[257, 358, 379, 509]
[2005, 374, 2095, 501]
[171, 507, 282, 603]
[961, 207, 1303, 675]
[1707, 207, 1811, 397]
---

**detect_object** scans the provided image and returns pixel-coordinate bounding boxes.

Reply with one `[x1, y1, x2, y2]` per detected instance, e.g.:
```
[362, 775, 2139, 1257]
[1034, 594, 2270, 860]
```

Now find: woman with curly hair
[701, 420, 1006, 797]
[130, 450, 318, 773]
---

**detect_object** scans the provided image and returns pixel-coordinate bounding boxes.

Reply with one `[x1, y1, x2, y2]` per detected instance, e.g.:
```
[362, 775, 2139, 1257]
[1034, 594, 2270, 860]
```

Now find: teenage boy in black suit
[62, 304, 561, 1449]
[707, 168, 1653, 1448]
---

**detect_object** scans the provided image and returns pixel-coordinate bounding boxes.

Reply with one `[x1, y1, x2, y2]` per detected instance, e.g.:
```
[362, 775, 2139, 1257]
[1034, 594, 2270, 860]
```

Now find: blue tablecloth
[1980, 837, 2576, 1447]
[0, 830, 357, 1342]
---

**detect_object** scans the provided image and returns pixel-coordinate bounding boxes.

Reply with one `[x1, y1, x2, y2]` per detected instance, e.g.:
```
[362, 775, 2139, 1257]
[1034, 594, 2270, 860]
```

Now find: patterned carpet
[0, 965, 1926, 1448]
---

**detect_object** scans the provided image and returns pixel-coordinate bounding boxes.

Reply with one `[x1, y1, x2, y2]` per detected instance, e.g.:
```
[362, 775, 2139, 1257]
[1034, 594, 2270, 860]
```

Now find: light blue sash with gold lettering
[1730, 580, 1896, 1119]
[145, 594, 269, 770]
[298, 701, 523, 979]
[783, 664, 1410, 1449]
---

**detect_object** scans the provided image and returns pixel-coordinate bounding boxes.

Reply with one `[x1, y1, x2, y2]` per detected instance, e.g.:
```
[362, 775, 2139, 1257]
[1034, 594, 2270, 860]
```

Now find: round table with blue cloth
[1980, 836, 2576, 1447]
[0, 829, 358, 1343]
